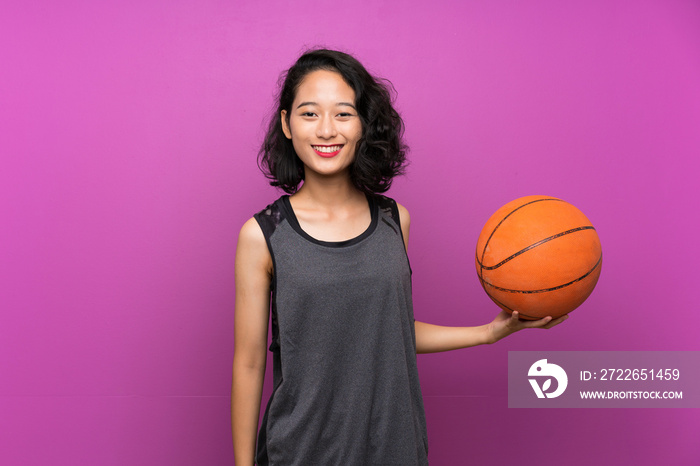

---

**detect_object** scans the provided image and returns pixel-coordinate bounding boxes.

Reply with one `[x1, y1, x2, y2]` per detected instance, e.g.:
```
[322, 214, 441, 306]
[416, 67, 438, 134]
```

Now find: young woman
[232, 49, 567, 466]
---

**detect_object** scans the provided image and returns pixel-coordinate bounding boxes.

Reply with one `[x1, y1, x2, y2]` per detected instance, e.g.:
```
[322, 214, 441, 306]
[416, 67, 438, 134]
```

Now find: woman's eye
[337, 113, 354, 118]
[300, 112, 317, 117]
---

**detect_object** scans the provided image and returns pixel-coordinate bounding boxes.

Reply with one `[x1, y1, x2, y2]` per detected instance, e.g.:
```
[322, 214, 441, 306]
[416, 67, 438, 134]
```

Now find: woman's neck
[288, 173, 372, 242]
[292, 173, 365, 210]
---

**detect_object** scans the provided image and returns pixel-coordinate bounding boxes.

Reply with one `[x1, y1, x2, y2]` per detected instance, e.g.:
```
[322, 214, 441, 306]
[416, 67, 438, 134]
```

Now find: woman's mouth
[312, 145, 343, 158]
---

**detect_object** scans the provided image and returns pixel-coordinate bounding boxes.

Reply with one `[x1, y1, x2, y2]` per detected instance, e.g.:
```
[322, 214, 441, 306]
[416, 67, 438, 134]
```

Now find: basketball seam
[480, 283, 541, 320]
[478, 197, 561, 281]
[481, 254, 602, 294]
[476, 226, 597, 270]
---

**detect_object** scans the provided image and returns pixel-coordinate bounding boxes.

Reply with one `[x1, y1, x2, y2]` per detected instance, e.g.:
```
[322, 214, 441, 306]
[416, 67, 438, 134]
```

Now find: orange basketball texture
[475, 196, 602, 320]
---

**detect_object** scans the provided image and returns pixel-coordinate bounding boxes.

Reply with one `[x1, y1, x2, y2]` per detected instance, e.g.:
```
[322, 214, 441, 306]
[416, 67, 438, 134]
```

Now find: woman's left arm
[414, 312, 568, 353]
[396, 203, 568, 354]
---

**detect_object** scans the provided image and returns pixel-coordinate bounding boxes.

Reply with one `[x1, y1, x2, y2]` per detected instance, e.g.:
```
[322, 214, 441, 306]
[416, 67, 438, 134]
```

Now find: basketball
[475, 196, 602, 320]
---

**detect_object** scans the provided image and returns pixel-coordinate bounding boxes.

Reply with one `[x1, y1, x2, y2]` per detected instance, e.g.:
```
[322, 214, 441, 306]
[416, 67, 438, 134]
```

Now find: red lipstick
[312, 145, 343, 158]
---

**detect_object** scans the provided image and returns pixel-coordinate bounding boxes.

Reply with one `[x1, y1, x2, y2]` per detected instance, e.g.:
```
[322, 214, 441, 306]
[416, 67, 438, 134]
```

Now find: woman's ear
[281, 110, 292, 139]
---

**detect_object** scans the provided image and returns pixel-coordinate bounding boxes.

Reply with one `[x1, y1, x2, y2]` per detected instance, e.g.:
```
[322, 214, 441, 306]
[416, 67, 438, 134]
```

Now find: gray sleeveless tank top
[253, 194, 428, 465]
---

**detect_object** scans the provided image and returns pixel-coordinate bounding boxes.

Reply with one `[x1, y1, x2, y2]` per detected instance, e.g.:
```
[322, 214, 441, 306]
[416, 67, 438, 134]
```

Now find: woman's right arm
[232, 218, 273, 466]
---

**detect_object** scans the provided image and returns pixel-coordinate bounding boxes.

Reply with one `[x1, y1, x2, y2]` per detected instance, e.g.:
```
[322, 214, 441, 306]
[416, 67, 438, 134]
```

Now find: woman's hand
[487, 310, 569, 344]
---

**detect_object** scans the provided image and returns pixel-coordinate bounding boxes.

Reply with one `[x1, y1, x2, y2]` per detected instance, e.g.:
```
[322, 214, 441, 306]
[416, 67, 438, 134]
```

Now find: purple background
[1, 1, 698, 464]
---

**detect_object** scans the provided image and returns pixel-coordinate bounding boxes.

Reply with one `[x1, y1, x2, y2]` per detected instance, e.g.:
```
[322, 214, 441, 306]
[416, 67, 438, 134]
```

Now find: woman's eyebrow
[296, 101, 357, 109]
[296, 101, 316, 109]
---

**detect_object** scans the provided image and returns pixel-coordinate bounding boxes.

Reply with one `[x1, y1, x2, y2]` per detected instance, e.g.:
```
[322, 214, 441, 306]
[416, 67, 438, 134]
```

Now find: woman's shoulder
[396, 202, 410, 225]
[238, 217, 266, 247]
[371, 194, 410, 245]
[372, 194, 409, 222]
[236, 216, 273, 281]
[236, 196, 286, 247]
[250, 196, 288, 238]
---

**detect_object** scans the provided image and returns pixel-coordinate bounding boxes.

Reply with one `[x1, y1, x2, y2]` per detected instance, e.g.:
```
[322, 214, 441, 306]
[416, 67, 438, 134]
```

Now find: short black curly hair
[258, 49, 408, 194]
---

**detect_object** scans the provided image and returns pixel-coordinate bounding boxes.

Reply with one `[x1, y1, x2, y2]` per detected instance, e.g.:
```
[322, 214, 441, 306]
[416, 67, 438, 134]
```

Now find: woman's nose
[316, 115, 337, 139]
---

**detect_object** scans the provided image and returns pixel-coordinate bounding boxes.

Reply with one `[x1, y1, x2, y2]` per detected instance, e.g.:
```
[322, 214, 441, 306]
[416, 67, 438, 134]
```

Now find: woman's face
[281, 69, 362, 180]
